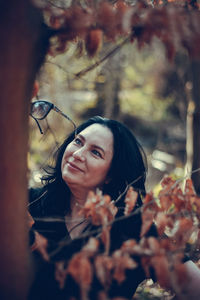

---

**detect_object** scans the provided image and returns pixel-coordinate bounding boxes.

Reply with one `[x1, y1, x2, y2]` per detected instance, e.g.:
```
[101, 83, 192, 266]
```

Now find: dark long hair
[42, 116, 147, 215]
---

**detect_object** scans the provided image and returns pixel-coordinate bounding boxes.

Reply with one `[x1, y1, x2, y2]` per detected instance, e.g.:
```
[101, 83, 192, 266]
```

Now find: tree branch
[75, 35, 131, 78]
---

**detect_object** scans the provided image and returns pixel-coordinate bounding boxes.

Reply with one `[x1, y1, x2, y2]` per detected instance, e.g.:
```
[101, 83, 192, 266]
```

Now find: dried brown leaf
[67, 252, 93, 289]
[112, 250, 137, 284]
[95, 255, 113, 288]
[85, 29, 103, 57]
[140, 208, 155, 237]
[31, 231, 49, 261]
[124, 187, 138, 216]
[55, 261, 68, 289]
[151, 255, 171, 289]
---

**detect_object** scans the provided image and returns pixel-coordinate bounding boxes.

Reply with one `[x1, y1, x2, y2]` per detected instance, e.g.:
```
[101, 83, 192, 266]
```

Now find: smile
[67, 162, 84, 172]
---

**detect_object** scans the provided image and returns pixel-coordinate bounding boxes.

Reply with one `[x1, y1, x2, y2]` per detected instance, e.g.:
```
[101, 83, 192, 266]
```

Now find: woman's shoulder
[28, 183, 68, 217]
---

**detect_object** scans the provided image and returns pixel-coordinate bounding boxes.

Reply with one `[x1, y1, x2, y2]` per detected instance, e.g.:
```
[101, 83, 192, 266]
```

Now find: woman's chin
[62, 174, 81, 187]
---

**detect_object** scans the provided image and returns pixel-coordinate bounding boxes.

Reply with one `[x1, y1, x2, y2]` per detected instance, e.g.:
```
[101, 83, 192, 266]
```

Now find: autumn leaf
[140, 207, 156, 237]
[115, 0, 130, 35]
[184, 178, 196, 196]
[160, 176, 176, 190]
[95, 255, 113, 289]
[124, 187, 138, 216]
[97, 2, 117, 40]
[151, 255, 171, 289]
[121, 238, 152, 257]
[82, 237, 100, 256]
[100, 226, 111, 254]
[27, 211, 35, 228]
[80, 191, 117, 226]
[143, 191, 157, 210]
[155, 212, 169, 236]
[141, 256, 151, 278]
[30, 231, 49, 262]
[171, 186, 186, 211]
[55, 261, 68, 289]
[49, 12, 65, 29]
[97, 291, 109, 300]
[173, 218, 194, 246]
[85, 29, 103, 57]
[67, 253, 93, 300]
[147, 237, 160, 254]
[160, 238, 176, 252]
[67, 252, 93, 289]
[112, 250, 137, 284]
[121, 239, 137, 252]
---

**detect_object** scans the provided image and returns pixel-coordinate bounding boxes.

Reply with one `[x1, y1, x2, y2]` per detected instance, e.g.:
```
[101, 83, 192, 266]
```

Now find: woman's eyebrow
[77, 133, 85, 141]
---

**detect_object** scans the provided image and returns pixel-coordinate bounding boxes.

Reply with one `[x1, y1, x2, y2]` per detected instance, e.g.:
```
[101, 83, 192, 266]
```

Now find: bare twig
[114, 174, 145, 204]
[75, 35, 131, 78]
[32, 168, 200, 259]
[46, 0, 68, 9]
[162, 167, 200, 194]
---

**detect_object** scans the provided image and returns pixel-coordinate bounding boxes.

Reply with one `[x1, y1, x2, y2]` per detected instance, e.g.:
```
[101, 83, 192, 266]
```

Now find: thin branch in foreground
[46, 0, 68, 9]
[49, 195, 151, 258]
[75, 35, 131, 78]
[114, 174, 145, 204]
[163, 167, 200, 195]
[45, 61, 99, 85]
[35, 168, 200, 259]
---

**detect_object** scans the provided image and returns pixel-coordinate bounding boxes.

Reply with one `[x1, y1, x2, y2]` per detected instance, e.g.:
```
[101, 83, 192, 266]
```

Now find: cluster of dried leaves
[31, 175, 200, 299]
[32, 0, 200, 62]
[54, 189, 139, 300]
[139, 176, 200, 296]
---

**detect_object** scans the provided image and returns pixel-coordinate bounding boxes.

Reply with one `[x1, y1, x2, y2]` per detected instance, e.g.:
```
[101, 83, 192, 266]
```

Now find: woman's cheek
[62, 165, 71, 183]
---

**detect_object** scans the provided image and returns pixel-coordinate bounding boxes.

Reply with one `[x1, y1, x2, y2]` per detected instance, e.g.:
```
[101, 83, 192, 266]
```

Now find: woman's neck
[70, 190, 88, 212]
[65, 191, 89, 239]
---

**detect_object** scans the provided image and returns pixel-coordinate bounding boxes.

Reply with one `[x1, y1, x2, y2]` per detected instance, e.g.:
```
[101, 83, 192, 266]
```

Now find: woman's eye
[91, 149, 102, 157]
[74, 138, 82, 145]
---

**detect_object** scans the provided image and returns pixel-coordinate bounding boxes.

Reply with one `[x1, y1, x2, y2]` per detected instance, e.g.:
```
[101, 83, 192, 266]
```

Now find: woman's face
[61, 123, 114, 193]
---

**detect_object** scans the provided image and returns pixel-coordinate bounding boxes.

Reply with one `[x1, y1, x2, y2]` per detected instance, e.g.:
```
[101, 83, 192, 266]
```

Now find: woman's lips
[67, 161, 84, 172]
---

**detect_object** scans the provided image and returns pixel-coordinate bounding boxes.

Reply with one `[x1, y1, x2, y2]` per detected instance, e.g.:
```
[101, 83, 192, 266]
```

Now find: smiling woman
[61, 124, 113, 198]
[28, 116, 156, 299]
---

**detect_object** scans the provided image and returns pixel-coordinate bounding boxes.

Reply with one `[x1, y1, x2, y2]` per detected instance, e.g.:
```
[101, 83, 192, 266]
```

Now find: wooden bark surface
[0, 1, 49, 298]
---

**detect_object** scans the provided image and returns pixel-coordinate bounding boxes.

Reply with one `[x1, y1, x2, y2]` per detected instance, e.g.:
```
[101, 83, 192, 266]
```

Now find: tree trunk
[0, 1, 49, 299]
[186, 101, 194, 175]
[95, 51, 123, 119]
[190, 60, 200, 194]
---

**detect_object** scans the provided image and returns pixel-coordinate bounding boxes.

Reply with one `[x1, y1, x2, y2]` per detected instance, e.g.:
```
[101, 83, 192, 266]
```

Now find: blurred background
[28, 37, 190, 193]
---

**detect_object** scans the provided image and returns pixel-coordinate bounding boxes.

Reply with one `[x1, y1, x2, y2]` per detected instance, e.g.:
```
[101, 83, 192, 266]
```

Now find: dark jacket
[28, 187, 157, 300]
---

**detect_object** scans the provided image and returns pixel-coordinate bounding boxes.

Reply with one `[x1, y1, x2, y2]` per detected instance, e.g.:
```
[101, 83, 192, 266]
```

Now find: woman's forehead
[79, 123, 113, 149]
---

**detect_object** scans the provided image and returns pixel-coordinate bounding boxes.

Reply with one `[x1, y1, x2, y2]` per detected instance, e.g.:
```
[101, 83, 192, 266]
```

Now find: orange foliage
[79, 191, 118, 226]
[67, 253, 93, 288]
[112, 249, 137, 283]
[85, 29, 103, 57]
[124, 187, 138, 216]
[32, 0, 200, 60]
[31, 231, 49, 262]
[31, 174, 200, 297]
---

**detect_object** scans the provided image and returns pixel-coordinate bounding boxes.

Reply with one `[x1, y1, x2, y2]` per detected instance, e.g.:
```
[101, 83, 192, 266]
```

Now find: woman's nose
[72, 147, 86, 161]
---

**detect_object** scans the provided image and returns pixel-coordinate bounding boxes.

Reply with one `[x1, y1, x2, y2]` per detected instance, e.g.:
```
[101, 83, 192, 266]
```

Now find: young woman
[29, 116, 156, 299]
